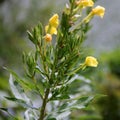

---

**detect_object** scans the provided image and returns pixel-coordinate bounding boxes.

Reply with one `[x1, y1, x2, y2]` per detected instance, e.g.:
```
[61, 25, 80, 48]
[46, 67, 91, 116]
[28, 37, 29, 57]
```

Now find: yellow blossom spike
[49, 14, 59, 28]
[76, 0, 94, 8]
[84, 56, 98, 67]
[44, 34, 52, 42]
[92, 6, 105, 18]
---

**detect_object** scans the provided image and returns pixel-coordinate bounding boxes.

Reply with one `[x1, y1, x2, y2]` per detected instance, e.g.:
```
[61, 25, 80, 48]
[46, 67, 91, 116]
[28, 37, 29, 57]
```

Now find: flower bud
[44, 34, 52, 42]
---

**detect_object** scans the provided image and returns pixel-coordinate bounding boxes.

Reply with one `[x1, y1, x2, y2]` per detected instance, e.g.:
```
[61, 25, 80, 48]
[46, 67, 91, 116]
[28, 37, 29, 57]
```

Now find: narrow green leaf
[0, 107, 19, 120]
[27, 30, 35, 44]
[46, 110, 70, 120]
[58, 96, 94, 112]
[38, 22, 43, 36]
[0, 107, 8, 112]
[8, 74, 35, 110]
[5, 97, 36, 109]
[21, 79, 35, 90]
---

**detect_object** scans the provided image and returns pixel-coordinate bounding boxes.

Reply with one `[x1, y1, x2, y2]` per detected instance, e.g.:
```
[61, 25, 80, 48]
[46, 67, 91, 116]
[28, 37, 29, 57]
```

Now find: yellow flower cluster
[44, 14, 59, 42]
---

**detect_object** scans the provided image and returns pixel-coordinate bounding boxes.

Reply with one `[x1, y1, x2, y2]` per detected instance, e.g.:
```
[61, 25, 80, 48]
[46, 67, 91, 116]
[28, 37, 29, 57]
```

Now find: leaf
[0, 107, 19, 120]
[19, 79, 36, 91]
[67, 74, 91, 85]
[9, 74, 33, 107]
[38, 22, 43, 36]
[32, 23, 43, 45]
[5, 97, 36, 109]
[58, 96, 94, 112]
[35, 65, 48, 79]
[77, 96, 94, 106]
[4, 67, 18, 78]
[27, 30, 35, 44]
[0, 107, 8, 112]
[9, 74, 27, 100]
[55, 111, 71, 120]
[8, 68, 36, 90]
[8, 68, 38, 92]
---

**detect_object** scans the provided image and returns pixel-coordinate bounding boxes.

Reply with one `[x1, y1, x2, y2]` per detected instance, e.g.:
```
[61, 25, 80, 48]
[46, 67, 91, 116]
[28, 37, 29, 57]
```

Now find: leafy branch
[5, 0, 105, 120]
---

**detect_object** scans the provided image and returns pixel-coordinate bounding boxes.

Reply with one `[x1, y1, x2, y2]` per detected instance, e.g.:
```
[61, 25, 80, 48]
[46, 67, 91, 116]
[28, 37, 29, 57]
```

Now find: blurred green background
[0, 0, 120, 120]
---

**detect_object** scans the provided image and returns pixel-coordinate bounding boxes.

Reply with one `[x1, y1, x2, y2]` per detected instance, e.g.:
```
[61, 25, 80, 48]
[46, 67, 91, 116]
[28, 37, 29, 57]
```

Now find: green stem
[67, 64, 84, 75]
[39, 88, 50, 120]
[38, 42, 48, 75]
[69, 12, 93, 32]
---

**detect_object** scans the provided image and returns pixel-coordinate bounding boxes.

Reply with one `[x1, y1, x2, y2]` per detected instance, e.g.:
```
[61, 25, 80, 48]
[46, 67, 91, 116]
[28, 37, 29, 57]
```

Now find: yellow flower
[45, 14, 59, 35]
[49, 14, 59, 28]
[82, 5, 105, 23]
[44, 34, 52, 42]
[84, 56, 98, 67]
[45, 25, 57, 35]
[92, 6, 105, 18]
[76, 0, 94, 8]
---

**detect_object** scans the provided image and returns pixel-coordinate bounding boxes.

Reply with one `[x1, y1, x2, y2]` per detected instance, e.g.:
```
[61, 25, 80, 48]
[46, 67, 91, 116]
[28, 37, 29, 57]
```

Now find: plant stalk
[39, 88, 50, 120]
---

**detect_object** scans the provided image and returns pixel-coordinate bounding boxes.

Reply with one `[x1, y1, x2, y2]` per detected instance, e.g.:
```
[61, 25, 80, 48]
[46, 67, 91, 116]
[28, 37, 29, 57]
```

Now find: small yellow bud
[76, 0, 94, 8]
[84, 56, 98, 67]
[44, 34, 52, 42]
[49, 14, 59, 28]
[92, 6, 105, 18]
